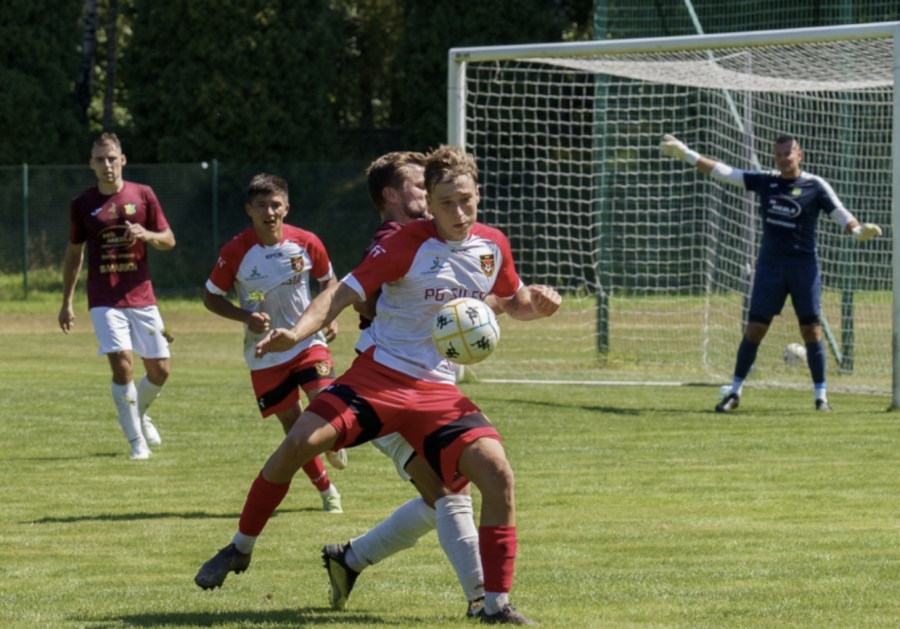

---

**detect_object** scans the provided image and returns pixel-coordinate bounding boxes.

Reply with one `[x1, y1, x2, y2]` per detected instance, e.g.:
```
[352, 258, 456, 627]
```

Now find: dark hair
[774, 135, 798, 148]
[246, 173, 289, 204]
[366, 151, 427, 213]
[92, 132, 122, 152]
[424, 145, 478, 194]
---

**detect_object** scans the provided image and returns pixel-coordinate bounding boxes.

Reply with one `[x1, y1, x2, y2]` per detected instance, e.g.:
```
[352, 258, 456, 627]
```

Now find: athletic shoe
[815, 399, 832, 412]
[325, 449, 348, 470]
[478, 604, 538, 625]
[715, 392, 740, 413]
[194, 543, 252, 589]
[467, 596, 485, 618]
[322, 490, 343, 514]
[142, 415, 161, 446]
[322, 543, 359, 609]
[130, 439, 151, 460]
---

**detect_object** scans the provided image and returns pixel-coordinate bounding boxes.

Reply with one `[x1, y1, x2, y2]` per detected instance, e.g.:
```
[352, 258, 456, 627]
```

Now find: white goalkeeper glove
[659, 134, 700, 165]
[851, 223, 882, 243]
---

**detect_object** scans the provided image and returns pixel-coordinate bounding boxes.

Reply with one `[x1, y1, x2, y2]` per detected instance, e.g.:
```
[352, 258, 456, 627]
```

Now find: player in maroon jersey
[203, 173, 346, 513]
[59, 133, 175, 460]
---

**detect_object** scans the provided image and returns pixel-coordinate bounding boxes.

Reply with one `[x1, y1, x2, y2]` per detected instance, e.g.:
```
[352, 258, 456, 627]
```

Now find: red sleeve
[299, 230, 333, 280]
[142, 186, 170, 233]
[349, 222, 427, 298]
[207, 234, 245, 293]
[472, 224, 522, 299]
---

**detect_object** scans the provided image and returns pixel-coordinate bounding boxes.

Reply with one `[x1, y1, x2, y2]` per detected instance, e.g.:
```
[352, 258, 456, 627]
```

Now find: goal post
[447, 22, 900, 402]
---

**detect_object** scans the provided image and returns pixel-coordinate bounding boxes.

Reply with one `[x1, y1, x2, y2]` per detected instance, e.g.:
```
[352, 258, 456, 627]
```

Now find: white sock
[347, 497, 435, 573]
[232, 531, 257, 555]
[111, 381, 143, 445]
[435, 494, 484, 602]
[814, 384, 827, 402]
[137, 375, 163, 420]
[731, 377, 744, 395]
[320, 483, 339, 497]
[484, 592, 510, 615]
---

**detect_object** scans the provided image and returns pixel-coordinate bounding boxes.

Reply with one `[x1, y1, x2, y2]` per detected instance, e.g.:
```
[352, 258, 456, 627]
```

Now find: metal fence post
[22, 163, 29, 298]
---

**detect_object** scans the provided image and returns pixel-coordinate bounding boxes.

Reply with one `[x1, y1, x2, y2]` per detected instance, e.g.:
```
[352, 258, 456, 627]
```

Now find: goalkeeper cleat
[194, 544, 252, 589]
[478, 604, 538, 625]
[325, 448, 348, 470]
[141, 415, 161, 446]
[715, 392, 740, 413]
[322, 543, 359, 609]
[467, 596, 485, 618]
[815, 399, 832, 412]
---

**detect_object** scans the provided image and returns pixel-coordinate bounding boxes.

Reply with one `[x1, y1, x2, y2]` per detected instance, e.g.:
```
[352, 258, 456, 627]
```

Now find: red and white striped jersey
[206, 224, 334, 369]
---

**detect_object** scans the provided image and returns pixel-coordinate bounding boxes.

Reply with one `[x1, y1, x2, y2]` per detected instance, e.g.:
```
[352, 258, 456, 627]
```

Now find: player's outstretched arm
[256, 282, 357, 357]
[849, 221, 883, 243]
[659, 133, 727, 179]
[497, 284, 562, 321]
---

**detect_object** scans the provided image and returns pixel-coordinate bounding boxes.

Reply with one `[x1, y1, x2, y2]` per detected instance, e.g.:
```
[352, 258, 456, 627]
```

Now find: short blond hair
[424, 145, 478, 194]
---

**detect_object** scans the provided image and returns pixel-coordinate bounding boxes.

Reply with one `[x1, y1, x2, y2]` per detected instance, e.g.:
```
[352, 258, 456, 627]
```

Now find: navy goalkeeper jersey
[742, 170, 842, 259]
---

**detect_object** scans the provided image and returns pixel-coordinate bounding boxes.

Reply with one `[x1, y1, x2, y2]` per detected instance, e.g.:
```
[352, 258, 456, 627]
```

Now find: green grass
[2, 307, 900, 628]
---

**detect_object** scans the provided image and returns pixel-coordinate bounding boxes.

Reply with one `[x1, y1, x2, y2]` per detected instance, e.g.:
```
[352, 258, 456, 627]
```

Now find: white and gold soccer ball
[431, 297, 500, 365]
[783, 342, 807, 366]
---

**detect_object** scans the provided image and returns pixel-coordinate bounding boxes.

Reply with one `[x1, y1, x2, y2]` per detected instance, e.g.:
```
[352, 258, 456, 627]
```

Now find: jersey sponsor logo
[124, 203, 137, 215]
[99, 262, 138, 273]
[421, 256, 444, 275]
[99, 225, 136, 250]
[480, 254, 495, 277]
[424, 287, 488, 302]
[250, 267, 262, 278]
[266, 251, 283, 259]
[290, 256, 305, 273]
[766, 196, 802, 220]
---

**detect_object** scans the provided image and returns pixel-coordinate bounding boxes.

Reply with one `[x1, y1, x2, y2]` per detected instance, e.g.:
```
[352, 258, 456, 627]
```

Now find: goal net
[449, 23, 898, 394]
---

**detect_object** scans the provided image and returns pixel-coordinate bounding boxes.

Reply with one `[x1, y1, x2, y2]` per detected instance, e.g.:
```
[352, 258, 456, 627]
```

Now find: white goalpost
[447, 22, 900, 402]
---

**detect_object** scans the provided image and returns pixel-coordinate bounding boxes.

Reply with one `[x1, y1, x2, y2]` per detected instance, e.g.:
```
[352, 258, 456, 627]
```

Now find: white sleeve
[709, 162, 746, 187]
[829, 205, 856, 228]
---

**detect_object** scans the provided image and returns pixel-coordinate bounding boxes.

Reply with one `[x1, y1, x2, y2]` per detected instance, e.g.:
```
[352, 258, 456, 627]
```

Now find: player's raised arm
[659, 133, 746, 187]
[255, 281, 357, 357]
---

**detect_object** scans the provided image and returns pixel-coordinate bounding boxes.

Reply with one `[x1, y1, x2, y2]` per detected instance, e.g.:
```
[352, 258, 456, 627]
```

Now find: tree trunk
[75, 0, 100, 120]
[103, 0, 120, 131]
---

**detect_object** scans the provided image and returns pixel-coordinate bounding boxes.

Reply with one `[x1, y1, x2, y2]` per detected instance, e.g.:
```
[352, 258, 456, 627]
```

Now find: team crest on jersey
[107, 203, 118, 218]
[791, 187, 802, 197]
[480, 254, 495, 277]
[290, 256, 305, 273]
[315, 361, 331, 376]
[124, 203, 137, 215]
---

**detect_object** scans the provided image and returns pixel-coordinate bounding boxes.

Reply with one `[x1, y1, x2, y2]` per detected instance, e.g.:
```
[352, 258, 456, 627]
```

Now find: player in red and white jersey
[59, 133, 175, 461]
[195, 147, 560, 624]
[203, 174, 346, 513]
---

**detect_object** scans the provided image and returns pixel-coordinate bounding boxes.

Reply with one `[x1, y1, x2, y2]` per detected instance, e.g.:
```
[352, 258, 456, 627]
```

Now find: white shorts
[371, 432, 416, 482]
[90, 306, 171, 359]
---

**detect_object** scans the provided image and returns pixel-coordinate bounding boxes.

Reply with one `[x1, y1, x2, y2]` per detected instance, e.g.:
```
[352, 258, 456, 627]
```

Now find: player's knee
[798, 314, 820, 327]
[461, 438, 515, 499]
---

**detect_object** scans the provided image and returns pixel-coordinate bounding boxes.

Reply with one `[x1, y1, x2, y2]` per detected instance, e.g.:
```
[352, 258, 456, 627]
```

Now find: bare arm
[203, 288, 271, 334]
[496, 284, 562, 321]
[125, 222, 176, 251]
[58, 242, 85, 333]
[256, 281, 359, 357]
[318, 276, 341, 342]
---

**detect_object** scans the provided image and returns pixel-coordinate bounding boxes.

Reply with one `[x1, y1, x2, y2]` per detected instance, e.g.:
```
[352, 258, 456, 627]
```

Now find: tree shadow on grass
[81, 608, 394, 628]
[24, 507, 313, 525]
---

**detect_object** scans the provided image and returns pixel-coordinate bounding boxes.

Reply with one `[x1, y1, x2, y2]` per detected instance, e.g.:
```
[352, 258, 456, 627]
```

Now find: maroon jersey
[69, 181, 170, 309]
[358, 220, 404, 329]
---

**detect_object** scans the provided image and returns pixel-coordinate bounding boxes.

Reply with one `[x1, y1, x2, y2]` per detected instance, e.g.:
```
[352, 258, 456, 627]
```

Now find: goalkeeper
[660, 133, 882, 413]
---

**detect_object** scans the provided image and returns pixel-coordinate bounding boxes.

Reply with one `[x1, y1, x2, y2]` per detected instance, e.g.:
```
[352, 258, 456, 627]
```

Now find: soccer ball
[431, 297, 500, 365]
[783, 342, 807, 366]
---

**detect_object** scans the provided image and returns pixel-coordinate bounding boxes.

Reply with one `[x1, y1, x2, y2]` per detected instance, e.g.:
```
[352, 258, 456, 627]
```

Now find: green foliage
[0, 0, 88, 164]
[395, 0, 566, 151]
[124, 0, 343, 163]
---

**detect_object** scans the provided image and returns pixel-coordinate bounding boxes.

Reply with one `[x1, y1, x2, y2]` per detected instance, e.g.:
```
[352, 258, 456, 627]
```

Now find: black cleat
[467, 596, 485, 618]
[322, 543, 360, 610]
[479, 603, 538, 625]
[815, 399, 832, 412]
[194, 544, 251, 589]
[715, 392, 740, 413]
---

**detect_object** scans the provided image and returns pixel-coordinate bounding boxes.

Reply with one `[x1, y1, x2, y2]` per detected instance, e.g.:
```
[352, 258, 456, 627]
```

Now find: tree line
[1, 0, 593, 166]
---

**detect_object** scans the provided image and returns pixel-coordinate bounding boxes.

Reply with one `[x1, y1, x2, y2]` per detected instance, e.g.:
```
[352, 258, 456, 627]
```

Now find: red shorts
[308, 348, 500, 491]
[250, 345, 335, 418]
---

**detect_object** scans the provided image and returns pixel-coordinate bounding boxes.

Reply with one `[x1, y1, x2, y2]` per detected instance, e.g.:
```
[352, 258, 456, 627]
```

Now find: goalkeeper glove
[851, 223, 882, 243]
[659, 134, 700, 165]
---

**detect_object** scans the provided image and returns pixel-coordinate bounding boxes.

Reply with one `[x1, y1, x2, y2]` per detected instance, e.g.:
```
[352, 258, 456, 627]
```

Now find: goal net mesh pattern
[462, 37, 893, 392]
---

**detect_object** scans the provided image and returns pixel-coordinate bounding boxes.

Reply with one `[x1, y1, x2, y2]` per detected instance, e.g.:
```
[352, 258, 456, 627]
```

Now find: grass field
[1, 297, 899, 628]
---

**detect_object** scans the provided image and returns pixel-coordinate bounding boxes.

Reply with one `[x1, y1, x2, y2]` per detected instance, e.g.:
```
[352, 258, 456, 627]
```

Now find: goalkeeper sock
[806, 340, 826, 388]
[734, 338, 761, 380]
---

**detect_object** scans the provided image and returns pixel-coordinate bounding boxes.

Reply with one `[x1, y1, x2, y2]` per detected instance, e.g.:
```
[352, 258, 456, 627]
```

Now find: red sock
[302, 456, 330, 492]
[479, 525, 517, 593]
[238, 472, 291, 537]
